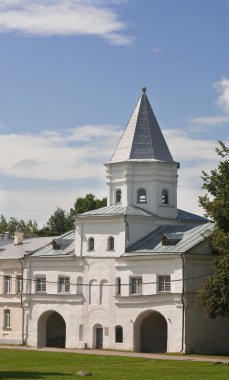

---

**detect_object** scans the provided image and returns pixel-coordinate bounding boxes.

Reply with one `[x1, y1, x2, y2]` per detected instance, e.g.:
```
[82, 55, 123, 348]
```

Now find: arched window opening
[162, 189, 169, 205]
[77, 276, 83, 294]
[116, 189, 122, 203]
[137, 189, 147, 204]
[89, 279, 98, 305]
[115, 325, 123, 343]
[100, 279, 109, 305]
[115, 277, 121, 296]
[107, 236, 114, 251]
[88, 237, 94, 251]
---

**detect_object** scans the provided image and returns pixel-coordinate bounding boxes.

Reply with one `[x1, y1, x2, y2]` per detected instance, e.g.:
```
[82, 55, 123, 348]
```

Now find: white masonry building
[21, 88, 229, 354]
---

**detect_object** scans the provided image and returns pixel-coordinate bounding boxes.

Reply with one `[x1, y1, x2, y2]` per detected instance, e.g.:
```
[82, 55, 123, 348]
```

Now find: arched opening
[134, 310, 167, 353]
[93, 323, 103, 349]
[100, 279, 109, 305]
[89, 279, 98, 305]
[76, 276, 83, 294]
[115, 325, 123, 343]
[162, 189, 169, 204]
[88, 237, 94, 251]
[115, 277, 121, 296]
[137, 189, 147, 203]
[37, 310, 66, 348]
[107, 236, 114, 251]
[116, 189, 122, 203]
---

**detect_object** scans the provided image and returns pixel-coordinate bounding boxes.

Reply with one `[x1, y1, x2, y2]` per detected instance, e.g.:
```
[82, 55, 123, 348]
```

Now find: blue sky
[0, 0, 228, 225]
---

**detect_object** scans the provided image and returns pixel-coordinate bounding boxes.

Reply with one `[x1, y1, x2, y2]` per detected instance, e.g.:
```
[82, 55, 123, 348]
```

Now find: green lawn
[0, 349, 228, 380]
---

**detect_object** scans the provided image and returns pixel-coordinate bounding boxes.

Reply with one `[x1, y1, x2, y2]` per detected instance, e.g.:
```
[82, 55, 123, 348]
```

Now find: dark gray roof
[110, 89, 176, 164]
[177, 209, 208, 222]
[75, 204, 156, 217]
[125, 222, 213, 255]
[0, 236, 55, 259]
[76, 205, 207, 223]
[30, 230, 75, 257]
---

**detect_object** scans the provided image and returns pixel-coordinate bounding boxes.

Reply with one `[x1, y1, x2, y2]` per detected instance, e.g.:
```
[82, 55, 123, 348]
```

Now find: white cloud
[187, 78, 229, 128]
[164, 129, 218, 162]
[215, 78, 229, 113]
[0, 125, 121, 180]
[189, 115, 229, 126]
[0, 0, 132, 45]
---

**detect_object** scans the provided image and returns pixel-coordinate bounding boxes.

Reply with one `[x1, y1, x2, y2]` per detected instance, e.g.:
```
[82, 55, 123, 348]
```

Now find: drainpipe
[124, 215, 130, 246]
[180, 252, 185, 353]
[80, 219, 84, 257]
[19, 258, 25, 346]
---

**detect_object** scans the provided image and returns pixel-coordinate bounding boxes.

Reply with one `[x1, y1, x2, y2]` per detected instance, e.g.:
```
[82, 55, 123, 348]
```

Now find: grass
[0, 348, 228, 380]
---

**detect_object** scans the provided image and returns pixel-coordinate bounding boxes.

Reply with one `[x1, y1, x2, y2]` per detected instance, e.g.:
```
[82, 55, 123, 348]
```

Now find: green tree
[38, 207, 73, 236]
[70, 193, 107, 215]
[0, 214, 8, 235]
[7, 217, 20, 236]
[0, 215, 39, 238]
[199, 141, 229, 318]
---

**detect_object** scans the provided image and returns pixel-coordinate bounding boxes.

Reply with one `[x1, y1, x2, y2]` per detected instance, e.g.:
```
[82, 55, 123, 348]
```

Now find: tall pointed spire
[110, 87, 174, 163]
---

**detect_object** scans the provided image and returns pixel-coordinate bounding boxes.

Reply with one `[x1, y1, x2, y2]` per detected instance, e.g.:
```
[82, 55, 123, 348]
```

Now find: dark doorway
[96, 327, 103, 349]
[46, 312, 66, 348]
[140, 311, 167, 353]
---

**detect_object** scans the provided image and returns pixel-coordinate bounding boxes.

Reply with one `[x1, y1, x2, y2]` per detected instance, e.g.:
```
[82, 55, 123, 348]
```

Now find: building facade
[1, 88, 229, 354]
[0, 235, 52, 344]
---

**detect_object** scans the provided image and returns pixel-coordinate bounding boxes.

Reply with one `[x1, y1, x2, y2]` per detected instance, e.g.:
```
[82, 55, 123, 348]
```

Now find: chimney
[14, 231, 24, 245]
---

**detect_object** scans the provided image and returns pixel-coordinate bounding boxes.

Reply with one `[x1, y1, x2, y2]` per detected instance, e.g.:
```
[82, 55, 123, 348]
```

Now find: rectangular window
[4, 309, 10, 328]
[158, 275, 171, 292]
[16, 276, 23, 294]
[4, 276, 11, 294]
[36, 277, 46, 292]
[58, 277, 70, 293]
[130, 277, 142, 295]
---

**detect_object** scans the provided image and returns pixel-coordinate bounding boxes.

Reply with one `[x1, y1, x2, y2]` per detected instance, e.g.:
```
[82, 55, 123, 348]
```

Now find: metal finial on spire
[142, 86, 147, 94]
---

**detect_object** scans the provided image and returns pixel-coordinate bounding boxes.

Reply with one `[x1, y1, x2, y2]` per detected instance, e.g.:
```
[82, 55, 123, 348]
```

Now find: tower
[105, 87, 179, 219]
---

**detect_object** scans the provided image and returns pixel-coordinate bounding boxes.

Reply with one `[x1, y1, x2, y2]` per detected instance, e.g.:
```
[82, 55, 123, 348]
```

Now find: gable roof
[29, 230, 75, 257]
[110, 87, 176, 164]
[124, 222, 213, 255]
[0, 236, 55, 260]
[75, 205, 208, 223]
[75, 204, 157, 218]
[177, 209, 208, 222]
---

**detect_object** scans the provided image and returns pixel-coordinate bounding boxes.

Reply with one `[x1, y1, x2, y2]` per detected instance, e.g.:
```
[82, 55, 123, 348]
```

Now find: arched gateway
[134, 310, 167, 353]
[37, 311, 66, 348]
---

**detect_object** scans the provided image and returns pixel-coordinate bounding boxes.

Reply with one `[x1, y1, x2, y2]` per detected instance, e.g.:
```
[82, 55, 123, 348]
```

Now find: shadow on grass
[0, 371, 72, 379]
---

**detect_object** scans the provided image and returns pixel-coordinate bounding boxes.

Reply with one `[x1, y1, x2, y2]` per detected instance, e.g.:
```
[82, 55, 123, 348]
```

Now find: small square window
[158, 275, 171, 292]
[130, 277, 142, 295]
[58, 277, 70, 293]
[36, 277, 46, 292]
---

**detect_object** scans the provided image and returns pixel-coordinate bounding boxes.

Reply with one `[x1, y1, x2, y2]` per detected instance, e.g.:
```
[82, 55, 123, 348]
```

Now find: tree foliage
[199, 141, 229, 318]
[39, 194, 107, 236]
[0, 214, 38, 238]
[70, 193, 107, 215]
[37, 207, 73, 236]
[0, 194, 107, 238]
